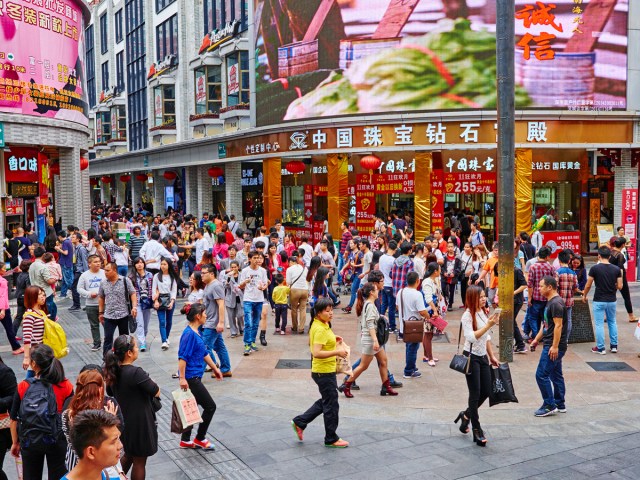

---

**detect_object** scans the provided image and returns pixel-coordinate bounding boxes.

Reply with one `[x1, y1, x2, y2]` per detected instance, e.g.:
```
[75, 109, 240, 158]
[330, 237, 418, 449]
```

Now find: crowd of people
[0, 202, 634, 477]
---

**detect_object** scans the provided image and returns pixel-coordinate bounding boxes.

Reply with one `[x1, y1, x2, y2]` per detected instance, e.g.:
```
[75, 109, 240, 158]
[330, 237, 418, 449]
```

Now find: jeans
[103, 316, 129, 357]
[513, 302, 525, 349]
[21, 435, 68, 480]
[404, 342, 420, 376]
[46, 294, 57, 321]
[157, 305, 175, 343]
[293, 372, 340, 445]
[85, 306, 101, 347]
[117, 265, 129, 276]
[566, 306, 573, 339]
[348, 275, 362, 308]
[535, 345, 566, 408]
[136, 305, 152, 346]
[593, 301, 618, 350]
[464, 353, 491, 430]
[70, 271, 82, 308]
[201, 327, 231, 373]
[522, 300, 546, 338]
[60, 265, 74, 297]
[380, 287, 397, 330]
[243, 301, 262, 346]
[337, 254, 345, 285]
[181, 377, 216, 443]
[0, 309, 21, 351]
[274, 304, 288, 330]
[12, 303, 25, 336]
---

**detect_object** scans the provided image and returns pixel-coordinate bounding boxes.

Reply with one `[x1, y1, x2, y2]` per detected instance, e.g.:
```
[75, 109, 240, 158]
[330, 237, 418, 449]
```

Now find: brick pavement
[3, 283, 640, 479]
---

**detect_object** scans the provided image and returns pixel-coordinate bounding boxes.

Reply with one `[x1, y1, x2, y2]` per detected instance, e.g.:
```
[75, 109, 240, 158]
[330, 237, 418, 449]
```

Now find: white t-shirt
[299, 243, 313, 267]
[194, 238, 209, 263]
[396, 287, 427, 333]
[238, 266, 269, 303]
[379, 254, 395, 287]
[362, 250, 373, 275]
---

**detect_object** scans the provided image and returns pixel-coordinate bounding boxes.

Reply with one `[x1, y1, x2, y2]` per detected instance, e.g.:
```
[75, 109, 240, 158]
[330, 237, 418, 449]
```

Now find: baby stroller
[338, 267, 354, 296]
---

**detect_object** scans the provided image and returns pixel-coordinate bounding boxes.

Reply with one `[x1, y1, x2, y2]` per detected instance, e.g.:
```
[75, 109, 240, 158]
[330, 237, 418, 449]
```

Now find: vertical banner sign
[195, 69, 207, 111]
[227, 63, 240, 95]
[622, 189, 637, 281]
[355, 174, 375, 236]
[431, 169, 444, 232]
[39, 153, 51, 207]
[303, 185, 313, 229]
[589, 198, 600, 243]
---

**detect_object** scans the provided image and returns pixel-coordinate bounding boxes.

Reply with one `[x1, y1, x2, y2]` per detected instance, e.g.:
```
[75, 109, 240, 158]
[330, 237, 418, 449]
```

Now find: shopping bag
[170, 400, 186, 434]
[171, 389, 202, 430]
[489, 363, 519, 407]
[335, 339, 352, 376]
[634, 326, 640, 341]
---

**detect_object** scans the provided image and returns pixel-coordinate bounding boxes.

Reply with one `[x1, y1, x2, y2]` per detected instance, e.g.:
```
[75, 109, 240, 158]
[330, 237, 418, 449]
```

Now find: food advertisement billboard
[0, 0, 88, 126]
[255, 0, 628, 126]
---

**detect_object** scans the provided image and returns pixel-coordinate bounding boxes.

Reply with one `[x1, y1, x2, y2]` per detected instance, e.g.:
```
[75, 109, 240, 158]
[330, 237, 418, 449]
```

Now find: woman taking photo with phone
[454, 286, 500, 447]
[153, 258, 178, 351]
[130, 257, 154, 352]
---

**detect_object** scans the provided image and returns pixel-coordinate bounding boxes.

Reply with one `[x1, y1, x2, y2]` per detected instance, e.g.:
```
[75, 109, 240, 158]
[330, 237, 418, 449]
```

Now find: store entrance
[444, 193, 495, 241]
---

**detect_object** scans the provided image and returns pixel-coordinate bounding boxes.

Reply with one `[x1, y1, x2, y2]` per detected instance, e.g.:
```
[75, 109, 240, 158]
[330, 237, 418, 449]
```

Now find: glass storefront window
[110, 105, 127, 140]
[194, 66, 222, 115]
[95, 111, 111, 143]
[533, 182, 580, 231]
[226, 51, 249, 106]
[282, 186, 304, 226]
[153, 85, 176, 127]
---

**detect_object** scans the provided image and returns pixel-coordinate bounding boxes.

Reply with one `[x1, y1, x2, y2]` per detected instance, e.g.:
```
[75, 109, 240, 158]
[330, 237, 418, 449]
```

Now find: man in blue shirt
[56, 231, 74, 298]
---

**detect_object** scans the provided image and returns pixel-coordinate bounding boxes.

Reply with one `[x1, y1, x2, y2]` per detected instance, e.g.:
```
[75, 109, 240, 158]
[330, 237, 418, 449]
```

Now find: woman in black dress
[104, 335, 160, 480]
[0, 354, 17, 480]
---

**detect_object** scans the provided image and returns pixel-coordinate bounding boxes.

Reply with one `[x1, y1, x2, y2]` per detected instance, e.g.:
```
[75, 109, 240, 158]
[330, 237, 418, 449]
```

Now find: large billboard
[0, 0, 89, 126]
[255, 0, 628, 126]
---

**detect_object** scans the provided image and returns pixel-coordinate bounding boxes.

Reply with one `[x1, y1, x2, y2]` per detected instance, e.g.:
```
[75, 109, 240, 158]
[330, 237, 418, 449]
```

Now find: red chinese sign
[312, 185, 328, 197]
[375, 173, 414, 194]
[6, 198, 24, 216]
[4, 148, 39, 183]
[431, 169, 444, 232]
[622, 189, 637, 281]
[515, 2, 564, 61]
[443, 172, 497, 194]
[39, 152, 51, 207]
[303, 185, 313, 229]
[355, 174, 376, 235]
[541, 231, 581, 259]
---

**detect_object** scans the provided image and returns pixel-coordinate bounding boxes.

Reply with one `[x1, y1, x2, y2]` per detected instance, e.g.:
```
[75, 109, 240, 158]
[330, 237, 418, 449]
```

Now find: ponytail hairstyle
[312, 267, 330, 297]
[68, 370, 105, 417]
[355, 282, 377, 316]
[180, 302, 205, 323]
[104, 335, 136, 386]
[425, 261, 440, 280]
[306, 256, 321, 283]
[31, 344, 65, 385]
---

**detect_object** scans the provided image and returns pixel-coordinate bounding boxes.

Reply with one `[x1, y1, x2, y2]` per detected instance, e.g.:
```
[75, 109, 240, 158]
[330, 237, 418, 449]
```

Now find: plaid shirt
[391, 256, 414, 297]
[102, 241, 123, 261]
[527, 260, 557, 301]
[556, 266, 577, 307]
[340, 230, 352, 255]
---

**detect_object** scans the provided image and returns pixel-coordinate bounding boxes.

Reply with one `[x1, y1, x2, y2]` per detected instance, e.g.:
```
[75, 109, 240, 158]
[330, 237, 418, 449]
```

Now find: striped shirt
[22, 309, 47, 345]
[128, 235, 146, 260]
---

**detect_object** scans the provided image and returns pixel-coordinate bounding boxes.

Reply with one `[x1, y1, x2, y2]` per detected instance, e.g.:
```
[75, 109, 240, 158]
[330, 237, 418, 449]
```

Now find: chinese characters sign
[622, 189, 637, 281]
[0, 0, 88, 126]
[516, 2, 564, 61]
[542, 231, 581, 259]
[4, 147, 38, 182]
[5, 198, 24, 216]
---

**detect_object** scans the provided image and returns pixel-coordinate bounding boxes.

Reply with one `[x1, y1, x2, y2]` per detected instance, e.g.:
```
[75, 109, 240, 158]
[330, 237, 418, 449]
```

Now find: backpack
[43, 316, 69, 359]
[17, 378, 61, 448]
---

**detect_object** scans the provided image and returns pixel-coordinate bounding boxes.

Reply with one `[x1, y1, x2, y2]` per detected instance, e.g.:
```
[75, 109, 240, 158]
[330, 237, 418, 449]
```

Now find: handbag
[335, 339, 352, 376]
[170, 400, 186, 434]
[150, 396, 162, 413]
[428, 314, 448, 332]
[157, 293, 172, 311]
[489, 363, 519, 406]
[399, 289, 424, 344]
[449, 322, 472, 375]
[122, 276, 137, 334]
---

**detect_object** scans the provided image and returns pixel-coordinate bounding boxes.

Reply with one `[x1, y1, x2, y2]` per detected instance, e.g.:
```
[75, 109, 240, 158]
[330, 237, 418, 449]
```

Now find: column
[225, 162, 243, 223]
[57, 147, 88, 229]
[263, 157, 282, 228]
[414, 152, 432, 239]
[132, 176, 144, 211]
[80, 167, 91, 229]
[183, 166, 198, 216]
[614, 149, 637, 228]
[514, 148, 532, 234]
[327, 153, 349, 239]
[196, 165, 213, 218]
[53, 174, 63, 222]
[153, 174, 165, 215]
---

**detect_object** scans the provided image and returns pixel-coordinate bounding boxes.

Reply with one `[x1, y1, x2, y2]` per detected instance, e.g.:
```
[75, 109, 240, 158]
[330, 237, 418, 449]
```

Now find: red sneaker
[179, 440, 196, 449]
[193, 438, 215, 450]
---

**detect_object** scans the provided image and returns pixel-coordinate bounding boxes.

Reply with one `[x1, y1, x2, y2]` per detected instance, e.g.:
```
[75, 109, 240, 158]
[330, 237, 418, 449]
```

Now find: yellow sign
[596, 224, 614, 246]
[589, 198, 600, 242]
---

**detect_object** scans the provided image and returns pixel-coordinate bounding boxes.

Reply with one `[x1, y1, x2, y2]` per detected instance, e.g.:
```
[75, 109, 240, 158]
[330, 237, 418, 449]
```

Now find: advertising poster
[255, 0, 628, 126]
[195, 69, 207, 111]
[0, 0, 88, 125]
[431, 169, 444, 231]
[6, 198, 24, 216]
[541, 231, 581, 259]
[355, 174, 376, 235]
[622, 188, 637, 281]
[227, 63, 239, 95]
[589, 198, 601, 243]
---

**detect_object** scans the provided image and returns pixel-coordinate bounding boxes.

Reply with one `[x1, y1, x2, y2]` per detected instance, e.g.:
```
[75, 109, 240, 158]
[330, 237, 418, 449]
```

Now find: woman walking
[458, 243, 473, 308]
[442, 241, 461, 309]
[0, 354, 17, 480]
[177, 303, 223, 449]
[130, 257, 154, 352]
[104, 335, 160, 480]
[0, 263, 22, 355]
[340, 283, 397, 398]
[153, 258, 178, 351]
[421, 262, 444, 366]
[291, 298, 349, 448]
[20, 286, 49, 377]
[222, 262, 244, 337]
[454, 286, 500, 447]
[187, 271, 206, 304]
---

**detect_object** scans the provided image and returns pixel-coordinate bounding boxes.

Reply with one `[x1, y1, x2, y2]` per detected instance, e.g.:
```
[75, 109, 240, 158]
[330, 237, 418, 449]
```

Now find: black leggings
[21, 436, 68, 480]
[464, 353, 491, 431]
[514, 302, 525, 349]
[620, 276, 633, 315]
[0, 429, 11, 480]
[445, 282, 456, 308]
[460, 277, 469, 306]
[181, 377, 216, 442]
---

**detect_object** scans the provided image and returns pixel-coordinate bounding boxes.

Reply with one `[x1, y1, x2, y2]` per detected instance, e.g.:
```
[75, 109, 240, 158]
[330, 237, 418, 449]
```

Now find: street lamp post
[496, 0, 515, 362]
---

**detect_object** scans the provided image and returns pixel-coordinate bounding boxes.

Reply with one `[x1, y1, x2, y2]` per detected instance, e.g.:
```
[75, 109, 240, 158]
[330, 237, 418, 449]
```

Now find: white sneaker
[161, 342, 169, 350]
[166, 339, 171, 345]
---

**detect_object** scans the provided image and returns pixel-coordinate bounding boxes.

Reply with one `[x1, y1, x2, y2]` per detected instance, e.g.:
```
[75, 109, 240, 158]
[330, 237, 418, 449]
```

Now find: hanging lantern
[90, 178, 99, 186]
[285, 160, 305, 186]
[50, 163, 60, 176]
[207, 166, 224, 178]
[80, 157, 89, 171]
[163, 171, 177, 181]
[101, 176, 112, 183]
[120, 174, 131, 183]
[360, 154, 382, 183]
[135, 173, 148, 182]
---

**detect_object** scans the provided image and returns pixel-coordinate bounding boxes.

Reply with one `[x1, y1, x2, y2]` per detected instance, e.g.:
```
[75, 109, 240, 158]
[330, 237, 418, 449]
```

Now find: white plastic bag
[634, 326, 640, 341]
[172, 389, 203, 429]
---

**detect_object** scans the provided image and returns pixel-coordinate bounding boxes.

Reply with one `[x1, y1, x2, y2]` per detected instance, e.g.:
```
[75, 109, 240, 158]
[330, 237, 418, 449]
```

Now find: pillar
[57, 147, 89, 230]
[414, 152, 432, 239]
[225, 162, 243, 222]
[327, 153, 349, 238]
[515, 148, 532, 234]
[196, 165, 213, 218]
[183, 166, 198, 216]
[263, 157, 282, 228]
[153, 174, 165, 215]
[614, 149, 637, 229]
[80, 167, 91, 229]
[132, 176, 144, 211]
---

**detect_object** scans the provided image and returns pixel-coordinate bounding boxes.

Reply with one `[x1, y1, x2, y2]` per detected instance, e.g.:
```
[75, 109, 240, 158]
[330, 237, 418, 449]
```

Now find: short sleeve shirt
[543, 295, 568, 351]
[396, 288, 426, 326]
[203, 279, 225, 329]
[309, 320, 336, 373]
[588, 263, 621, 302]
[99, 277, 135, 319]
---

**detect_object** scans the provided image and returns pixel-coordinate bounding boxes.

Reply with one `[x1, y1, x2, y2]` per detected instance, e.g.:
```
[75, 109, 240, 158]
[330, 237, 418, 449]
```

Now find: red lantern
[360, 154, 382, 179]
[50, 163, 60, 176]
[90, 178, 99, 186]
[163, 171, 177, 181]
[285, 160, 305, 186]
[135, 174, 148, 182]
[207, 166, 224, 178]
[101, 176, 112, 183]
[80, 157, 89, 171]
[120, 175, 131, 183]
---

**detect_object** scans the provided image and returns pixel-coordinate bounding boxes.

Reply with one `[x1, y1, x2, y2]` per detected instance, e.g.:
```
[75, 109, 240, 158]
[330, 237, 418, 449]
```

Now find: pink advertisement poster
[0, 0, 88, 126]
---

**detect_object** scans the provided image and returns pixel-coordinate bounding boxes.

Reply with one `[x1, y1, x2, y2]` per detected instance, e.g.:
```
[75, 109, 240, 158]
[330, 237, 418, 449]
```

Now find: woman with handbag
[442, 241, 461, 309]
[152, 258, 178, 351]
[104, 335, 160, 480]
[422, 262, 444, 367]
[458, 243, 473, 308]
[454, 286, 500, 447]
[176, 303, 223, 449]
[0, 354, 16, 480]
[340, 283, 398, 398]
[130, 258, 154, 352]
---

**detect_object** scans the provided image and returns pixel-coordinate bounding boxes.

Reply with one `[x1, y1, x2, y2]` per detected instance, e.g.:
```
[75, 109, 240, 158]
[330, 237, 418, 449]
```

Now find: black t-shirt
[543, 295, 568, 351]
[514, 268, 527, 305]
[609, 251, 625, 272]
[588, 263, 621, 302]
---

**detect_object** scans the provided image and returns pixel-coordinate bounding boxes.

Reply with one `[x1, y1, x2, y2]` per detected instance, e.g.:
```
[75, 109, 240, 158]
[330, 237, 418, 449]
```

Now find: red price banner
[541, 231, 581, 259]
[431, 169, 444, 231]
[622, 188, 637, 281]
[6, 198, 24, 216]
[444, 172, 497, 194]
[356, 174, 376, 235]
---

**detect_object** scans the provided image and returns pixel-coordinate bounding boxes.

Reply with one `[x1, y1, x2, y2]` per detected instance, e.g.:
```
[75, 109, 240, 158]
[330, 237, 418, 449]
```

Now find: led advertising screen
[255, 0, 628, 126]
[0, 0, 89, 126]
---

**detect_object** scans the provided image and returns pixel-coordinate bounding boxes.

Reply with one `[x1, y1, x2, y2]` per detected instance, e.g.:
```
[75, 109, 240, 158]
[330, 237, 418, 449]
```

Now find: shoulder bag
[449, 321, 472, 375]
[399, 289, 424, 344]
[122, 277, 137, 334]
[365, 302, 389, 347]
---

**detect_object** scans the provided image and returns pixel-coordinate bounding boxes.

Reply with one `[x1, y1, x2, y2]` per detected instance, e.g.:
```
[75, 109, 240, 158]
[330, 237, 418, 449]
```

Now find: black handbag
[156, 293, 172, 311]
[122, 276, 137, 334]
[365, 303, 389, 346]
[449, 322, 472, 375]
[489, 363, 519, 406]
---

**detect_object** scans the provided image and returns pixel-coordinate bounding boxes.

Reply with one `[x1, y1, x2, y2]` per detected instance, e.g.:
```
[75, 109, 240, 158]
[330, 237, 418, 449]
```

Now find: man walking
[523, 246, 555, 340]
[582, 246, 622, 354]
[555, 249, 578, 336]
[98, 262, 137, 356]
[70, 233, 89, 311]
[139, 231, 175, 276]
[239, 251, 269, 355]
[29, 246, 58, 319]
[201, 264, 232, 377]
[128, 226, 146, 260]
[379, 240, 398, 331]
[397, 272, 429, 379]
[55, 231, 74, 298]
[530, 276, 569, 416]
[78, 255, 106, 351]
[286, 254, 308, 334]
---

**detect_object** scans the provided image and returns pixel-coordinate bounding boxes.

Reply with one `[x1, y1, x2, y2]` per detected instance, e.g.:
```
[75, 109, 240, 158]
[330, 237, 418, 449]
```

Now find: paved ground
[3, 282, 640, 479]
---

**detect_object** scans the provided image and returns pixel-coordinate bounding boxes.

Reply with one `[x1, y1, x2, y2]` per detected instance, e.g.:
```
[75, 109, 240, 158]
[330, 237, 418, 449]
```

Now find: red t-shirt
[17, 379, 74, 413]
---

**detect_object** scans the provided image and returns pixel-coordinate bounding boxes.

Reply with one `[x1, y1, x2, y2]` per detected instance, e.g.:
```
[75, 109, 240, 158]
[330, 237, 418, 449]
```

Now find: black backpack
[17, 378, 61, 447]
[367, 303, 389, 346]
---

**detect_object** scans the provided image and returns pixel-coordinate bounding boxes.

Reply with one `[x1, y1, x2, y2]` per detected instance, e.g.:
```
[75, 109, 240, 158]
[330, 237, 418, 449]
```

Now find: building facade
[88, 0, 640, 262]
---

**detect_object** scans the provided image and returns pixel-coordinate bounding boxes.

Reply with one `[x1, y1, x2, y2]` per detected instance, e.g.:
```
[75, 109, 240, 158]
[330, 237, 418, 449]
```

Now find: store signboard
[0, 0, 88, 126]
[355, 174, 376, 235]
[3, 147, 39, 183]
[622, 188, 637, 281]
[358, 173, 414, 194]
[6, 198, 24, 216]
[542, 231, 581, 259]
[195, 69, 207, 108]
[589, 198, 600, 243]
[227, 63, 240, 95]
[444, 172, 496, 194]
[431, 169, 444, 231]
